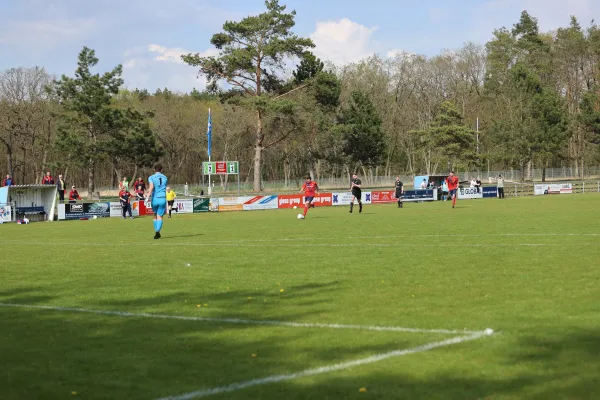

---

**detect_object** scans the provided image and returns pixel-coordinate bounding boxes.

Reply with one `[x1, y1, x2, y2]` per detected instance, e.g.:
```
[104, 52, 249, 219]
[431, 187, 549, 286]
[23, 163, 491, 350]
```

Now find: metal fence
[92, 166, 600, 196]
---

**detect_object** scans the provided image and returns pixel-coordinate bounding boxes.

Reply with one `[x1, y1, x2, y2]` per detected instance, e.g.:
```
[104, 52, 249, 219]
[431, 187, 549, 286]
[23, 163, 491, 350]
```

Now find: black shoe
[154, 232, 161, 240]
[359, 205, 362, 213]
[349, 210, 352, 213]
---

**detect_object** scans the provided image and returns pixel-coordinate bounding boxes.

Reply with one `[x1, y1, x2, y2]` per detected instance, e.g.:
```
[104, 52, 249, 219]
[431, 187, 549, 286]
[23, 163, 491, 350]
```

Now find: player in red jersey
[446, 171, 459, 208]
[299, 176, 319, 218]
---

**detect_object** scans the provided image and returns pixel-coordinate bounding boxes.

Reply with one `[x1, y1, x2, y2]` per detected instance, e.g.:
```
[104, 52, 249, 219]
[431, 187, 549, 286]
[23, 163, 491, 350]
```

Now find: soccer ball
[92, 215, 98, 220]
[293, 206, 297, 209]
[297, 213, 304, 219]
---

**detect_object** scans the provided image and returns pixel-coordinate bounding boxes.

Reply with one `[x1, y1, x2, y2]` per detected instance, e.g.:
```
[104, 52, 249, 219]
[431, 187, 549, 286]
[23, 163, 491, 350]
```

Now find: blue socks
[157, 220, 163, 232]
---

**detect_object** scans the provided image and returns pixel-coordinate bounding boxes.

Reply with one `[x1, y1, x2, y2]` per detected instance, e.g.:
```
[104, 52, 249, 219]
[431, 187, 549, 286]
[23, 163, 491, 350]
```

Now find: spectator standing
[497, 175, 505, 199]
[470, 177, 476, 188]
[119, 187, 134, 219]
[119, 176, 129, 191]
[56, 174, 66, 201]
[420, 179, 427, 189]
[2, 174, 14, 187]
[135, 185, 145, 200]
[42, 171, 54, 185]
[441, 180, 449, 201]
[475, 177, 482, 193]
[69, 186, 82, 203]
[133, 177, 146, 192]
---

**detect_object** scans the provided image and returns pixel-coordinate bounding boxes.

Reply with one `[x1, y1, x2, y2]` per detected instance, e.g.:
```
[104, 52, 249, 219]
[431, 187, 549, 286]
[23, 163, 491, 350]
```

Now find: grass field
[1, 194, 599, 400]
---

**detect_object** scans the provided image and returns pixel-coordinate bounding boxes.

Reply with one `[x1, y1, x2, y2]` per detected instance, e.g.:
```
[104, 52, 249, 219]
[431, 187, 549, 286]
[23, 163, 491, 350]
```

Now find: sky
[1, 0, 598, 93]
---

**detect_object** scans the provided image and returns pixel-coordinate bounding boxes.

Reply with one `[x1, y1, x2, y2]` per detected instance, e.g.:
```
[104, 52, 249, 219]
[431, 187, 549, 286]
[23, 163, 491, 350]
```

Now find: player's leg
[452, 189, 457, 208]
[349, 196, 354, 213]
[152, 199, 167, 239]
[122, 204, 126, 219]
[359, 196, 363, 213]
[127, 204, 133, 218]
[303, 197, 309, 217]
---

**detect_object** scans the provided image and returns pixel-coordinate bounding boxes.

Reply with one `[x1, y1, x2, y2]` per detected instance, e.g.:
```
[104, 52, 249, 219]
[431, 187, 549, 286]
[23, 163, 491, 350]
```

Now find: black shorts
[351, 190, 361, 199]
[167, 200, 175, 207]
[395, 191, 402, 199]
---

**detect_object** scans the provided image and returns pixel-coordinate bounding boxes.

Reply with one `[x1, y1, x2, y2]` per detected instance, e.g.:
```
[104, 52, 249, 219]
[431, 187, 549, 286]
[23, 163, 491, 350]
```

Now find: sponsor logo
[71, 204, 84, 212]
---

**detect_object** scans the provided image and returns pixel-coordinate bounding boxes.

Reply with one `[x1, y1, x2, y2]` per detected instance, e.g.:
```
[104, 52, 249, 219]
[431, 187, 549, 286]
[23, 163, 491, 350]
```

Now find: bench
[16, 206, 46, 215]
[16, 206, 46, 222]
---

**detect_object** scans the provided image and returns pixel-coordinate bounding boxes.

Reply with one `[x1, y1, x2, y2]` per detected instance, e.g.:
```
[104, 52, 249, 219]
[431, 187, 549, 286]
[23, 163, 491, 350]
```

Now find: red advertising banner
[139, 201, 154, 215]
[278, 193, 333, 209]
[371, 190, 397, 204]
[215, 162, 227, 174]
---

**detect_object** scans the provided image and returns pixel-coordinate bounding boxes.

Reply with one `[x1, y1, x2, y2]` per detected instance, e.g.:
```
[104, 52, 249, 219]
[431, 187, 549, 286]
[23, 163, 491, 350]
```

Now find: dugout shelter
[0, 185, 57, 222]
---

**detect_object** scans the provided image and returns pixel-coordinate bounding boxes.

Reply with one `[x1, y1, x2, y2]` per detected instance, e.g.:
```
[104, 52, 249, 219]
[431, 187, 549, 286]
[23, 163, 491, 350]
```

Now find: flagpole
[207, 108, 212, 196]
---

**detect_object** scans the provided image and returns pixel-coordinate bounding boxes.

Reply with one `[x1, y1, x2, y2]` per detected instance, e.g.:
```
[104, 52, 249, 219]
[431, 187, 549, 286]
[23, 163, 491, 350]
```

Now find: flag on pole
[207, 108, 212, 157]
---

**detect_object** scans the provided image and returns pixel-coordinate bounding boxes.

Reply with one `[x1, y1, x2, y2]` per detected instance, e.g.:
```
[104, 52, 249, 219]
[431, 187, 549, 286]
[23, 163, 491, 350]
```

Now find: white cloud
[387, 49, 416, 59]
[310, 18, 379, 65]
[147, 44, 219, 64]
[121, 44, 219, 93]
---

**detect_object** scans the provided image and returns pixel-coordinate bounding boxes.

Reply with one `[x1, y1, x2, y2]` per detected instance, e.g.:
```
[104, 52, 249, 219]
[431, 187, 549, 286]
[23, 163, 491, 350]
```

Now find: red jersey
[446, 176, 459, 190]
[302, 181, 318, 196]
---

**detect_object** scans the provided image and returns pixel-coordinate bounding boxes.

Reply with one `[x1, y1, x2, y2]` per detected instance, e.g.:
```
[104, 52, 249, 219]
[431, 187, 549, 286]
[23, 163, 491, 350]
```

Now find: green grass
[1, 194, 599, 400]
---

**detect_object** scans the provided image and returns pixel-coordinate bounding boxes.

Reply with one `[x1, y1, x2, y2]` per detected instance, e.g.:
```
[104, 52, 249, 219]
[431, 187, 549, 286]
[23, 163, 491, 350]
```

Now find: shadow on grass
[3, 285, 599, 399]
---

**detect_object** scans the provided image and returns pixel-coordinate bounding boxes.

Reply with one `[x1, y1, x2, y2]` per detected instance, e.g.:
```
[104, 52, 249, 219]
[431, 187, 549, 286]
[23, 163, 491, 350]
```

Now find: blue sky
[1, 0, 598, 92]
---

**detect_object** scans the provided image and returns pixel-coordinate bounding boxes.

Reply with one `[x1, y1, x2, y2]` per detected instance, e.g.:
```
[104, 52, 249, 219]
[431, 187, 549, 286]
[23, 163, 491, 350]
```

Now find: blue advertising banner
[63, 202, 110, 220]
[482, 187, 498, 198]
[402, 189, 435, 202]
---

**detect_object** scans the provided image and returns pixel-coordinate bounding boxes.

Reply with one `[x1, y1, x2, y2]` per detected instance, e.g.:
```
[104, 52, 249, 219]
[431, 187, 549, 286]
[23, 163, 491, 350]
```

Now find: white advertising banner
[173, 199, 194, 214]
[242, 195, 279, 211]
[534, 183, 573, 196]
[110, 201, 140, 217]
[457, 187, 483, 200]
[0, 205, 12, 222]
[331, 192, 372, 206]
[217, 196, 254, 211]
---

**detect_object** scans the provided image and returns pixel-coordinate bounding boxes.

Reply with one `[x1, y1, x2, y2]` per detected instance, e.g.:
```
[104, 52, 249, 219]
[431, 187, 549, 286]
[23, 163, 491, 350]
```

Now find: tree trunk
[88, 159, 95, 198]
[4, 144, 14, 178]
[541, 166, 546, 182]
[253, 110, 264, 192]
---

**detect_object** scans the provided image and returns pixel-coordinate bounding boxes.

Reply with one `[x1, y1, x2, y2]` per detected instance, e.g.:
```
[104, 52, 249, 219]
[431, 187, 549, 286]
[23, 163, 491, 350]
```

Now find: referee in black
[349, 174, 363, 213]
[394, 176, 404, 208]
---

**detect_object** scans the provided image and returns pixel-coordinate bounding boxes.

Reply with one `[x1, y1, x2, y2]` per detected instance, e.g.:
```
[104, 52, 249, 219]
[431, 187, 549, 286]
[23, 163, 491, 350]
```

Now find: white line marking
[155, 332, 488, 400]
[1, 241, 598, 248]
[0, 303, 480, 335]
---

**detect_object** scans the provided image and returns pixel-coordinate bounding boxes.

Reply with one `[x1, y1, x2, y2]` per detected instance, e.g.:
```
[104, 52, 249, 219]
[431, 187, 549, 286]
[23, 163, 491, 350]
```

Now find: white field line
[1, 241, 598, 248]
[0, 303, 481, 335]
[155, 332, 489, 400]
[3, 232, 599, 246]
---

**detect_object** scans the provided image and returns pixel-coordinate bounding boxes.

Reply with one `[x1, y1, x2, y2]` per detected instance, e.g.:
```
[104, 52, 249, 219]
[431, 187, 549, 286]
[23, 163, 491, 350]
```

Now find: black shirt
[395, 180, 403, 192]
[120, 191, 132, 205]
[351, 178, 362, 192]
[134, 181, 146, 191]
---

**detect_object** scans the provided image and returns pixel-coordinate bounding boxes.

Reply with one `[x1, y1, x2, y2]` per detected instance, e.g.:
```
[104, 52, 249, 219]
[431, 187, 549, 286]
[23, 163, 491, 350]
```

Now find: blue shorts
[304, 196, 314, 204]
[152, 198, 167, 217]
[449, 189, 457, 197]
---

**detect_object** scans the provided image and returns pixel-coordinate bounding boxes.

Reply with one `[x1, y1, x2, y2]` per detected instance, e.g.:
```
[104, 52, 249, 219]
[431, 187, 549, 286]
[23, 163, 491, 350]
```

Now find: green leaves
[335, 91, 385, 167]
[53, 47, 162, 192]
[411, 101, 477, 171]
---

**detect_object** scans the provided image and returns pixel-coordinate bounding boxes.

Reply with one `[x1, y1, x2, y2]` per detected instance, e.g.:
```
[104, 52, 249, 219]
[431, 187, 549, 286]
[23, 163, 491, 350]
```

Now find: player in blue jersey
[146, 163, 168, 239]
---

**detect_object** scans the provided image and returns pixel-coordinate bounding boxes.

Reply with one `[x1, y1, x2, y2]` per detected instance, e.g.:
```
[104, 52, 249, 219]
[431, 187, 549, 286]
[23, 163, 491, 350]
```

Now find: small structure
[0, 185, 57, 222]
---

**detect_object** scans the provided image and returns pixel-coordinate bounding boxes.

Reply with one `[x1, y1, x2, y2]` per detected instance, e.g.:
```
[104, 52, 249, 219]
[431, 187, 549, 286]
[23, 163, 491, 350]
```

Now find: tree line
[1, 0, 600, 197]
